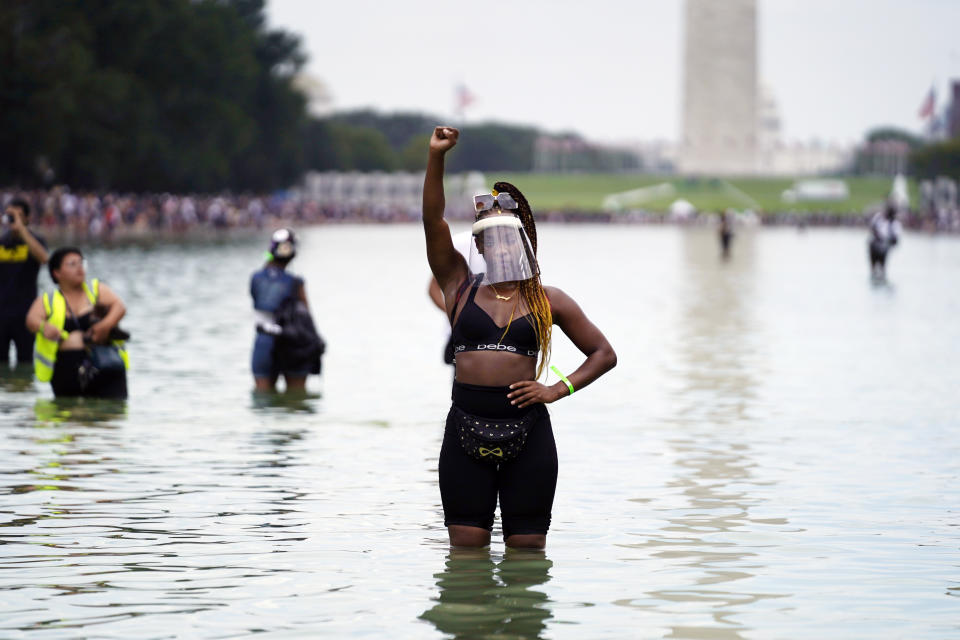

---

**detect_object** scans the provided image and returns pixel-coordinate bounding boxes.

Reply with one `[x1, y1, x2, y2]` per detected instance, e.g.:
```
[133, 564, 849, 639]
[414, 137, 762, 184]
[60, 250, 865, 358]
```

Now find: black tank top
[449, 276, 539, 358]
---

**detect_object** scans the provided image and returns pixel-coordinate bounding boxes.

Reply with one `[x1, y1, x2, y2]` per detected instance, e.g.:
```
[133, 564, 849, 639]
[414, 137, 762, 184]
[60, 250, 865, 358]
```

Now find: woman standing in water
[423, 126, 616, 549]
[25, 247, 129, 399]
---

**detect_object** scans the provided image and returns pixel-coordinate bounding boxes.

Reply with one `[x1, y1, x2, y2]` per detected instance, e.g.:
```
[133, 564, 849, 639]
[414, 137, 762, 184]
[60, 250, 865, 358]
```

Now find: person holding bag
[25, 247, 129, 399]
[423, 126, 617, 549]
[250, 228, 322, 393]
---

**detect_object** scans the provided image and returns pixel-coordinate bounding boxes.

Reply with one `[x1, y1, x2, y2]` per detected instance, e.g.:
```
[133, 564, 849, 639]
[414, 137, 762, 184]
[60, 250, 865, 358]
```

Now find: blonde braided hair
[492, 181, 552, 380]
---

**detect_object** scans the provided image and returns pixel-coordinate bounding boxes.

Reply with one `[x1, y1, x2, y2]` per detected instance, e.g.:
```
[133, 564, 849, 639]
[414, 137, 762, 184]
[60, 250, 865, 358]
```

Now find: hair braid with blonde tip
[493, 181, 552, 380]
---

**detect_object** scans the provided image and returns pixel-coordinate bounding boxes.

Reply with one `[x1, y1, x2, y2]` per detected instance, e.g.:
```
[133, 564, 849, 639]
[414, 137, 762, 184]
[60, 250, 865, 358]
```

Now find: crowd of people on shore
[0, 187, 422, 238]
[3, 185, 956, 240]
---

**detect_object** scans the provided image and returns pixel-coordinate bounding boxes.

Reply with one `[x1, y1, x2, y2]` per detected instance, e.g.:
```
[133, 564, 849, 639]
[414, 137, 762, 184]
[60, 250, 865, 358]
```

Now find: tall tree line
[0, 0, 306, 192]
[911, 139, 960, 183]
[305, 111, 544, 174]
[0, 1, 630, 192]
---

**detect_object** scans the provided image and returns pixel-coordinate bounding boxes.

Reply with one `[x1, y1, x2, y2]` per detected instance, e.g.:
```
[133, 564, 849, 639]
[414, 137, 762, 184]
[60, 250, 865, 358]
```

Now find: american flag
[454, 84, 476, 116]
[918, 86, 936, 120]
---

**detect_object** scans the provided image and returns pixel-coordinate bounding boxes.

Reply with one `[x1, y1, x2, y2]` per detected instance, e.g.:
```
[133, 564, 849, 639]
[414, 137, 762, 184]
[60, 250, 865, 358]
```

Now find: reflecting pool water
[1, 225, 958, 638]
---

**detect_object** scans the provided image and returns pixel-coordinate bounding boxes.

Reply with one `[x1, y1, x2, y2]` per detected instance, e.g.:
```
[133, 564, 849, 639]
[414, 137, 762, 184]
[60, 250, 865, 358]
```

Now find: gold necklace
[496, 294, 521, 347]
[489, 282, 516, 301]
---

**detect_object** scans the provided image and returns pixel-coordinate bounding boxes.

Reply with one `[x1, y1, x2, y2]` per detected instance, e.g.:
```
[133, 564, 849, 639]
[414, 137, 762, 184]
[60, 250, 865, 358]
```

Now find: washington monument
[680, 0, 758, 175]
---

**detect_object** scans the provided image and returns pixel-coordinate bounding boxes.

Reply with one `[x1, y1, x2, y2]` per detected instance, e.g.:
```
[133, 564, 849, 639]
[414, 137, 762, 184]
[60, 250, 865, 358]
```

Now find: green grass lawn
[483, 173, 907, 215]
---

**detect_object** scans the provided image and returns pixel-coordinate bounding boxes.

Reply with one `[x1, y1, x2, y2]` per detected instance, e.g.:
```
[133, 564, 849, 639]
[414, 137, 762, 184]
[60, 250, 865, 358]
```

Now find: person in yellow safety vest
[24, 247, 129, 399]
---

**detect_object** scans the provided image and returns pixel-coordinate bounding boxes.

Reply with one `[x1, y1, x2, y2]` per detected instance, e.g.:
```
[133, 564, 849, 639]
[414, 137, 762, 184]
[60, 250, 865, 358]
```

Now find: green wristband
[550, 365, 574, 396]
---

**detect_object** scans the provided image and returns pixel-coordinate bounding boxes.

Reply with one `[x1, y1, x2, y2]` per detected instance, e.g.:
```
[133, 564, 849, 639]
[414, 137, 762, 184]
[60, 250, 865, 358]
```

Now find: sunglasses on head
[474, 192, 518, 214]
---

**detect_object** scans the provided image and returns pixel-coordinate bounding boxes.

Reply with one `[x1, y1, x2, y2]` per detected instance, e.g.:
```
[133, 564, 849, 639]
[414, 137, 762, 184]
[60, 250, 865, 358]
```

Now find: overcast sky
[267, 0, 959, 145]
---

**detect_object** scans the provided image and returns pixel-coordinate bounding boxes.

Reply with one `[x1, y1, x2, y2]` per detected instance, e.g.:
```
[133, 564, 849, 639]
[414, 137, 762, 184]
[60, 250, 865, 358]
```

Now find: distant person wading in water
[868, 202, 901, 280]
[719, 209, 734, 259]
[423, 126, 617, 549]
[250, 228, 324, 393]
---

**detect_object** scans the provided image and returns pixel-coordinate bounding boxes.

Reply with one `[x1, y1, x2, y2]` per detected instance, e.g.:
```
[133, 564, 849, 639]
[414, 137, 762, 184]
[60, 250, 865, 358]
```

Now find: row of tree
[305, 111, 545, 174]
[911, 139, 960, 183]
[0, 1, 636, 193]
[1, 0, 311, 192]
[856, 126, 960, 183]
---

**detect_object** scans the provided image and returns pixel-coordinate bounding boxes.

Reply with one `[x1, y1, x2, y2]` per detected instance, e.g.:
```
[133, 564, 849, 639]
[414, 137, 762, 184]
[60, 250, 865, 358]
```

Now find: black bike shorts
[438, 381, 558, 539]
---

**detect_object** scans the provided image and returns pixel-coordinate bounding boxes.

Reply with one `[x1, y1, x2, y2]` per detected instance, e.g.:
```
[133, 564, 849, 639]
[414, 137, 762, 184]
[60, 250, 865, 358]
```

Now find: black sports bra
[63, 311, 93, 333]
[449, 276, 539, 358]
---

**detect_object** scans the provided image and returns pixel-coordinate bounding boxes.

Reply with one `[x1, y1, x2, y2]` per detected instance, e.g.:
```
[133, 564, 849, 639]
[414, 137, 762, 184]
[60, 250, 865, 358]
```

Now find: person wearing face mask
[24, 247, 129, 399]
[423, 126, 617, 550]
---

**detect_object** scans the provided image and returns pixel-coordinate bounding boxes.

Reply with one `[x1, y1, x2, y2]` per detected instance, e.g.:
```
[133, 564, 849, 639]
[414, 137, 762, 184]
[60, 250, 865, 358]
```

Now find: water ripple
[0, 227, 957, 638]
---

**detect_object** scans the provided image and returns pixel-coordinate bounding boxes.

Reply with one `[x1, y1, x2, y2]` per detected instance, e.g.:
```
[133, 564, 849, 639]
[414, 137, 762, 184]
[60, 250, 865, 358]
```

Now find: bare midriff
[454, 351, 537, 387]
[59, 331, 87, 351]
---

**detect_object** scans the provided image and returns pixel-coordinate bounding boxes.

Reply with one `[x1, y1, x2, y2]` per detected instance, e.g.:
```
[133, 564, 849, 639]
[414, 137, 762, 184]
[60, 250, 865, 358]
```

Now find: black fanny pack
[451, 405, 536, 464]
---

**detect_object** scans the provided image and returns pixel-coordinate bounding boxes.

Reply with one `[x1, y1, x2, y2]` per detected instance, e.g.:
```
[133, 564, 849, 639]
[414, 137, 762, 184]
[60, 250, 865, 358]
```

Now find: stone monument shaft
[681, 0, 758, 175]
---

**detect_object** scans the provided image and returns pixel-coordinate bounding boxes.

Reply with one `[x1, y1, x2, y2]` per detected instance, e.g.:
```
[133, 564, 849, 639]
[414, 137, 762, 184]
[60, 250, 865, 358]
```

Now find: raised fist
[429, 126, 459, 155]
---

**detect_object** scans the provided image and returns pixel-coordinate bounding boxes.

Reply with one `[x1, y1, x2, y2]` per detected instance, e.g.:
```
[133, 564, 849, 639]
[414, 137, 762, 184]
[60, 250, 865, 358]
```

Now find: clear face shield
[470, 213, 538, 285]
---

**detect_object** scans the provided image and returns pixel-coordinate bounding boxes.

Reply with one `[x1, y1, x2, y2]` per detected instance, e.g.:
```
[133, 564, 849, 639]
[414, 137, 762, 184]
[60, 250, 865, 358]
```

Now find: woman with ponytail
[423, 126, 616, 549]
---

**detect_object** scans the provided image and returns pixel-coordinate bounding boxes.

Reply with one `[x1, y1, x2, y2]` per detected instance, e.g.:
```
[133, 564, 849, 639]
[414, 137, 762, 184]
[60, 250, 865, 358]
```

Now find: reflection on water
[33, 397, 128, 426]
[420, 548, 553, 639]
[0, 227, 958, 638]
[0, 364, 35, 393]
[673, 228, 761, 425]
[870, 272, 896, 293]
[614, 230, 786, 639]
[632, 435, 788, 640]
[22, 399, 124, 495]
[250, 389, 323, 413]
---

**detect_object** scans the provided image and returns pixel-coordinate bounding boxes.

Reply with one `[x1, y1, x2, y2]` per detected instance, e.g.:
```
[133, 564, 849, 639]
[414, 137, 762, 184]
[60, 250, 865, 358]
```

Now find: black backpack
[273, 297, 325, 375]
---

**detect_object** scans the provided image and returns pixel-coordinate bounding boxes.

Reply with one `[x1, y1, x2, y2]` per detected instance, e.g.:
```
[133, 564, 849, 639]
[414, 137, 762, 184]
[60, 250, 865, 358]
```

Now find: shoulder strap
[42, 292, 51, 318]
[59, 289, 79, 325]
[448, 275, 479, 324]
[466, 274, 483, 304]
